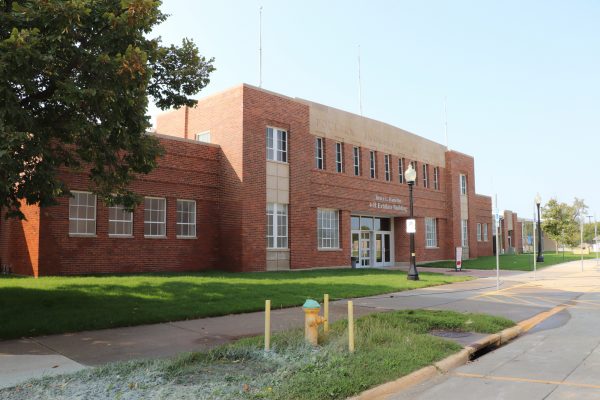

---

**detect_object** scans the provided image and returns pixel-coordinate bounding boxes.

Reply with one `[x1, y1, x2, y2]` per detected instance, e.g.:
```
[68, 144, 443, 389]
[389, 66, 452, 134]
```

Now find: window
[483, 223, 489, 241]
[69, 191, 96, 235]
[317, 209, 339, 249]
[144, 197, 166, 237]
[433, 167, 440, 190]
[477, 223, 482, 242]
[369, 151, 376, 179]
[353, 147, 361, 176]
[410, 161, 418, 185]
[423, 163, 429, 188]
[177, 200, 196, 238]
[267, 203, 288, 248]
[335, 142, 344, 173]
[267, 127, 287, 162]
[460, 174, 467, 195]
[384, 154, 391, 181]
[461, 219, 469, 247]
[315, 137, 324, 169]
[398, 158, 405, 183]
[195, 131, 211, 143]
[425, 218, 437, 248]
[108, 204, 133, 237]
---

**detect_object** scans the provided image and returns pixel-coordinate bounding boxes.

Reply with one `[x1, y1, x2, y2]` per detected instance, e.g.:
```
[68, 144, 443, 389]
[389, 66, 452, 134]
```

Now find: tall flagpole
[259, 6, 263, 88]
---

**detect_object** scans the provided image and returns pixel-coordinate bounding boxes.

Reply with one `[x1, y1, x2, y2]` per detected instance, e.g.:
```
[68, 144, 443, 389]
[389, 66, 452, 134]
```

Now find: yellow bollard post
[324, 294, 329, 333]
[265, 300, 271, 352]
[348, 300, 355, 353]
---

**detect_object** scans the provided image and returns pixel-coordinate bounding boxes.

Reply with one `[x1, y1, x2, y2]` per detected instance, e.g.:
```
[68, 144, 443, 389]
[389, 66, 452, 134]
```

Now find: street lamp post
[535, 194, 544, 263]
[405, 164, 418, 281]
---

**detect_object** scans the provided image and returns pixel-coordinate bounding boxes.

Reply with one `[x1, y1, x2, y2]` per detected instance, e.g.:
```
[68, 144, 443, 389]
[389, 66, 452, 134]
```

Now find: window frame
[317, 208, 340, 249]
[68, 191, 97, 236]
[195, 131, 211, 143]
[176, 199, 197, 239]
[423, 163, 429, 188]
[425, 217, 438, 248]
[477, 223, 482, 242]
[398, 158, 405, 183]
[315, 137, 324, 170]
[483, 223, 489, 241]
[267, 126, 288, 163]
[384, 154, 391, 181]
[461, 219, 469, 247]
[335, 142, 344, 173]
[433, 167, 439, 190]
[144, 196, 167, 238]
[460, 174, 467, 195]
[410, 161, 418, 186]
[353, 146, 361, 176]
[267, 203, 288, 249]
[369, 150, 376, 179]
[108, 203, 133, 237]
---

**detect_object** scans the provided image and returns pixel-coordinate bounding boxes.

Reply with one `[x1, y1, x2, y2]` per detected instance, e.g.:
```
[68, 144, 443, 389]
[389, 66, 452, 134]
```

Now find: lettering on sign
[368, 194, 408, 213]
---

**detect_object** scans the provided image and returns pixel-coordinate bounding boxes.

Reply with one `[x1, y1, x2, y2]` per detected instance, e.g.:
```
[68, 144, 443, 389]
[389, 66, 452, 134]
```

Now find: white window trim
[461, 219, 469, 247]
[176, 199, 197, 239]
[267, 203, 288, 249]
[423, 164, 429, 188]
[460, 174, 467, 196]
[477, 223, 482, 242]
[144, 196, 167, 238]
[317, 208, 340, 250]
[108, 203, 133, 238]
[195, 131, 211, 143]
[316, 137, 324, 170]
[483, 223, 489, 241]
[69, 191, 97, 237]
[433, 167, 439, 190]
[425, 217, 438, 248]
[369, 151, 376, 179]
[335, 142, 343, 173]
[267, 126, 288, 163]
[353, 146, 361, 176]
[384, 154, 391, 181]
[398, 158, 405, 183]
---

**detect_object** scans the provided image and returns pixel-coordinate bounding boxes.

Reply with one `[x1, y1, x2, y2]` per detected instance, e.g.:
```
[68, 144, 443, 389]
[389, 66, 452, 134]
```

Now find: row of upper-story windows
[263, 127, 472, 194]
[68, 191, 196, 238]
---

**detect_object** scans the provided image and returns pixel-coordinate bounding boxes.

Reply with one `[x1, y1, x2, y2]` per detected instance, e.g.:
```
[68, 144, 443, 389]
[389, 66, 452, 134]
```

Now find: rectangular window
[425, 217, 438, 248]
[461, 219, 469, 247]
[423, 163, 429, 188]
[335, 142, 344, 173]
[267, 203, 288, 248]
[195, 131, 211, 143]
[144, 197, 166, 237]
[317, 209, 339, 249]
[484, 223, 489, 241]
[177, 200, 196, 238]
[477, 223, 482, 242]
[315, 137, 324, 169]
[433, 167, 440, 190]
[353, 146, 361, 176]
[108, 204, 133, 237]
[369, 151, 376, 179]
[398, 158, 405, 183]
[460, 174, 467, 195]
[410, 161, 418, 186]
[384, 154, 391, 181]
[267, 127, 287, 163]
[69, 191, 96, 235]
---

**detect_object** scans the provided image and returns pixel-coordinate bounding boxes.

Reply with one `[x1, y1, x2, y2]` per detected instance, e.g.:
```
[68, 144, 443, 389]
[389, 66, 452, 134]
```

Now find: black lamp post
[405, 164, 419, 280]
[535, 194, 544, 262]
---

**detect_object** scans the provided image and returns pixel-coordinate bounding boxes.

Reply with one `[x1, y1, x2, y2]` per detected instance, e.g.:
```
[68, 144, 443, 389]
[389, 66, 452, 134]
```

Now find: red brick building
[0, 84, 493, 276]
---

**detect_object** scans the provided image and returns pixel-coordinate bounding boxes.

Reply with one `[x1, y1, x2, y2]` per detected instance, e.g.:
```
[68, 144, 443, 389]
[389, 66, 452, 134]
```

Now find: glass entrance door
[359, 232, 371, 267]
[375, 232, 391, 267]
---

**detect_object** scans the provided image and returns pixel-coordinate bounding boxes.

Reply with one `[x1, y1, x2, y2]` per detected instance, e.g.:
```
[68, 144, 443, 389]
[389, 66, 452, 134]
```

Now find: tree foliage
[0, 0, 215, 218]
[542, 197, 588, 247]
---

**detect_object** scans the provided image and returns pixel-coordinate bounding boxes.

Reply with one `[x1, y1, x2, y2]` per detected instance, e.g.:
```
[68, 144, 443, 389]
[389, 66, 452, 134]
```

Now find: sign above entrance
[368, 195, 408, 214]
[406, 219, 416, 233]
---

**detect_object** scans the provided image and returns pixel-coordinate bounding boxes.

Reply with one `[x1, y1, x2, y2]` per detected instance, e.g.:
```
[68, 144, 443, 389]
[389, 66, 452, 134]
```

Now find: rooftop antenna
[358, 45, 363, 116]
[259, 6, 263, 88]
[444, 97, 449, 150]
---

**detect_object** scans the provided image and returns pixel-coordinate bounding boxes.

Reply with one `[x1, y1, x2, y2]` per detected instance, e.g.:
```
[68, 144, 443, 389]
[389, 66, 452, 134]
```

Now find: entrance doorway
[351, 215, 394, 268]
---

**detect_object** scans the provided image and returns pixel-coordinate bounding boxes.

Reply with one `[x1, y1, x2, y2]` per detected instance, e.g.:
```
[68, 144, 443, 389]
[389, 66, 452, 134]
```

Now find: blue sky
[149, 0, 600, 219]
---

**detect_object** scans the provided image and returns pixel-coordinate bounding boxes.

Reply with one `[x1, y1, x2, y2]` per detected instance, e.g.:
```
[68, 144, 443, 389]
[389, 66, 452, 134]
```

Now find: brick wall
[0, 203, 41, 276]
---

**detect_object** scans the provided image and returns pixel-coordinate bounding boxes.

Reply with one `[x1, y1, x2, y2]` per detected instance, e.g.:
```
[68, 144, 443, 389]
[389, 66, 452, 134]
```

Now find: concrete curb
[349, 306, 566, 400]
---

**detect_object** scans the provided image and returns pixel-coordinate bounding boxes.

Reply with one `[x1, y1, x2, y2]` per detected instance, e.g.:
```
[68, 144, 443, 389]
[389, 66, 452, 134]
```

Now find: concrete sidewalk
[0, 261, 585, 389]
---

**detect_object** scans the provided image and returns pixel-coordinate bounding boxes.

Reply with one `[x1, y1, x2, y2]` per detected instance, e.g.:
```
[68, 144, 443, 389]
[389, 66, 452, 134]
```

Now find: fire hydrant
[303, 299, 326, 346]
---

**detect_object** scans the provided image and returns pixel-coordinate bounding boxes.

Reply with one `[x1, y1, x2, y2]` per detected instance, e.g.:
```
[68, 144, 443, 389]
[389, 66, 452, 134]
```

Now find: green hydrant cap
[303, 299, 321, 309]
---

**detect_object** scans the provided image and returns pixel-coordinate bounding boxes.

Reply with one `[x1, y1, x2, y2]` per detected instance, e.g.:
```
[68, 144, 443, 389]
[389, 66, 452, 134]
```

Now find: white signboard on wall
[406, 219, 416, 233]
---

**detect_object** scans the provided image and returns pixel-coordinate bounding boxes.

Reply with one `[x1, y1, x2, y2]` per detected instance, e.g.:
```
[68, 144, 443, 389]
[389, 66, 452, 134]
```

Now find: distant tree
[542, 198, 588, 249]
[1, 0, 215, 219]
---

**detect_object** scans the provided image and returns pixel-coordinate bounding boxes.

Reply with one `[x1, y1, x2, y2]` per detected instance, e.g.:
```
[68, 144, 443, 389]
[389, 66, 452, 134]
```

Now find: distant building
[1, 84, 493, 276]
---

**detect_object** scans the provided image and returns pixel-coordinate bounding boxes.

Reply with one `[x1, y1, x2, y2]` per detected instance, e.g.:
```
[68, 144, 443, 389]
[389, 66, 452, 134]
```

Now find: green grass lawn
[424, 251, 598, 271]
[0, 269, 471, 340]
[1, 310, 514, 400]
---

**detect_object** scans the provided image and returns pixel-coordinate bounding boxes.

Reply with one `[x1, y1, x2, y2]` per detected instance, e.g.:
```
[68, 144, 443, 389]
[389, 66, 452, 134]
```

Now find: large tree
[0, 0, 214, 218]
[542, 197, 587, 249]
